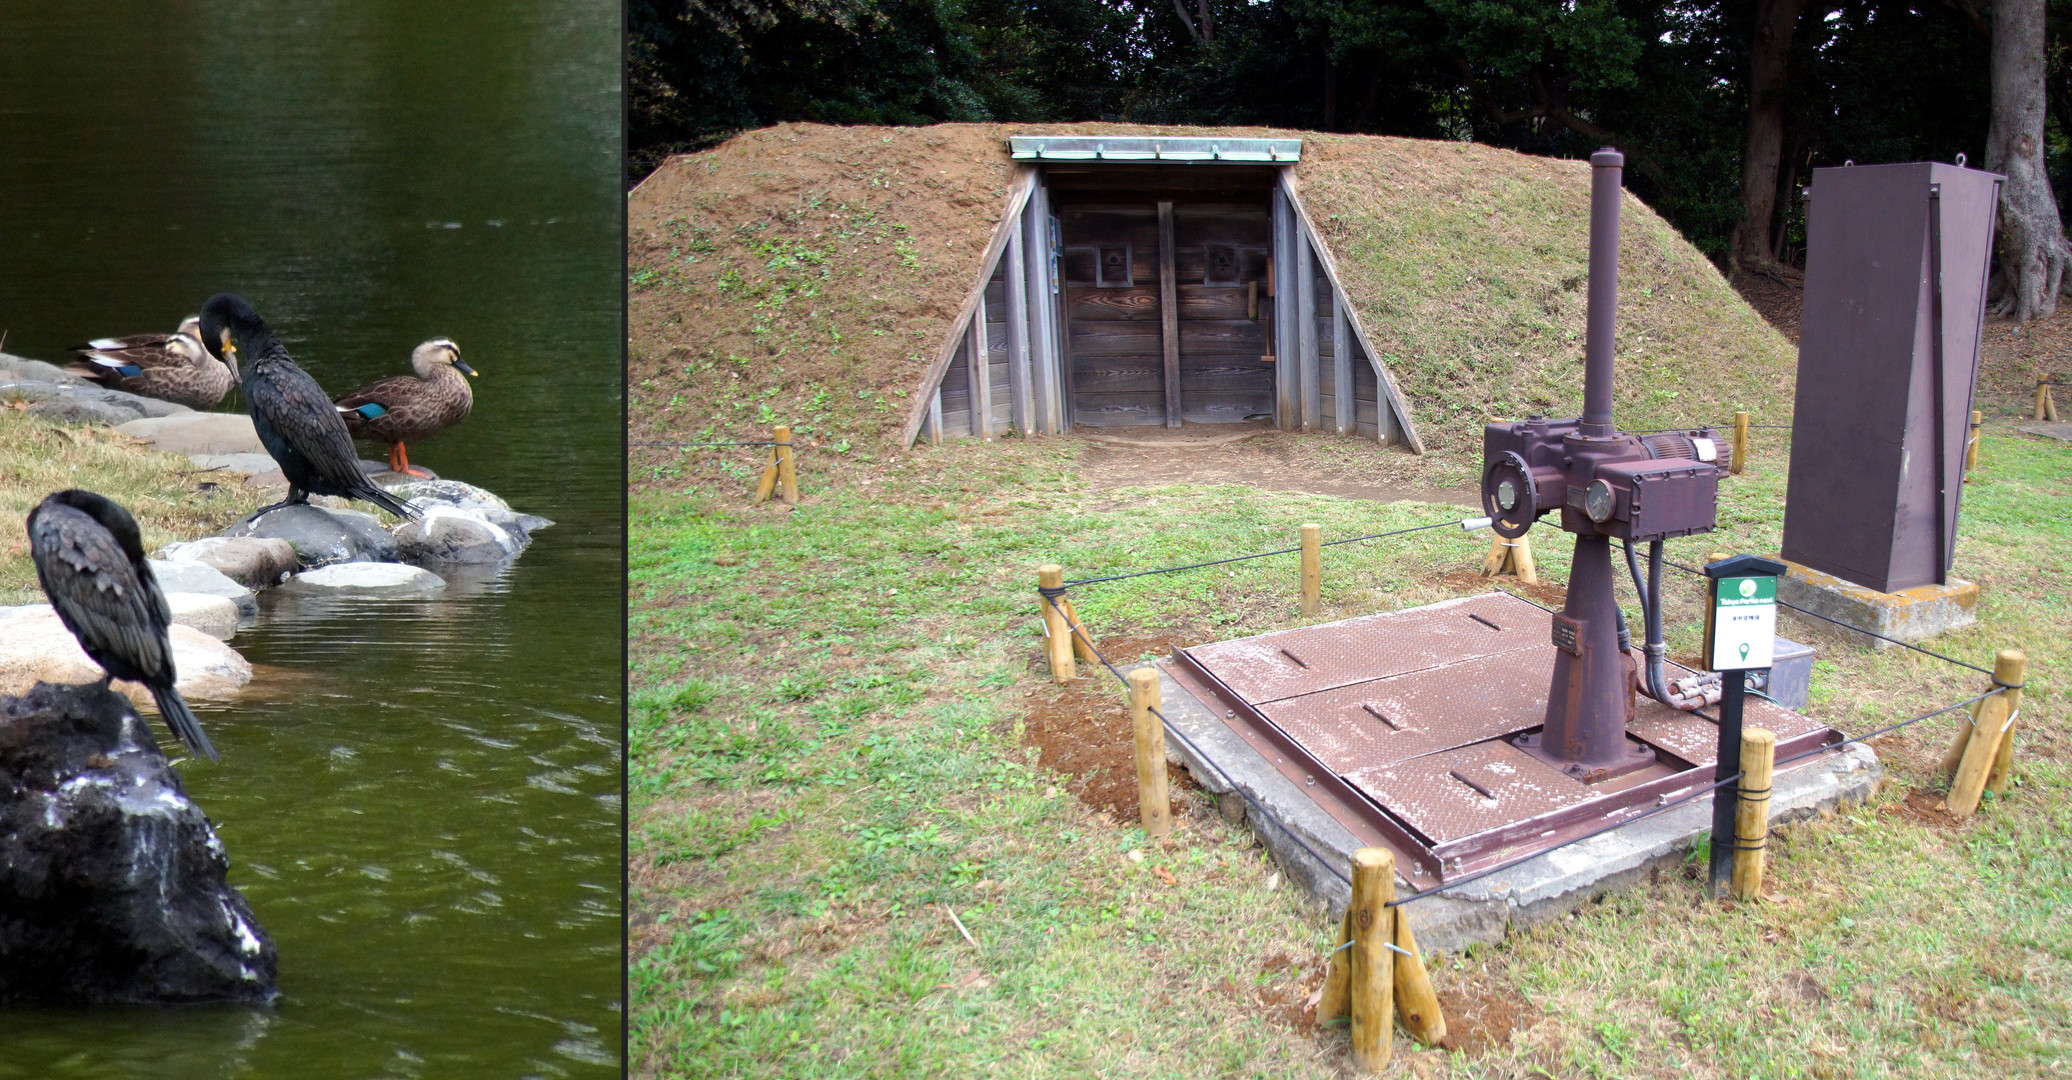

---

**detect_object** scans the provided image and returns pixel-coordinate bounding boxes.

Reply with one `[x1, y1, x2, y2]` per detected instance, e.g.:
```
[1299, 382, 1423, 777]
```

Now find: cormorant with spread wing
[196, 293, 417, 521]
[27, 490, 218, 762]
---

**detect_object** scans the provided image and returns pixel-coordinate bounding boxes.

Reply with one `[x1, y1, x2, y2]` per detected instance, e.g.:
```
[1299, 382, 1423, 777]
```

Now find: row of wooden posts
[1038, 547, 2030, 1072]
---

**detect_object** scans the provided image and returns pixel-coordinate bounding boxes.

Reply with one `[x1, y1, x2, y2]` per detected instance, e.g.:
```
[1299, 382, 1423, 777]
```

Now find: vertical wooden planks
[968, 290, 992, 440]
[1004, 226, 1033, 435]
[1297, 230, 1320, 432]
[1157, 200, 1182, 429]
[1271, 185, 1298, 430]
[1333, 288, 1354, 436]
[1027, 181, 1066, 434]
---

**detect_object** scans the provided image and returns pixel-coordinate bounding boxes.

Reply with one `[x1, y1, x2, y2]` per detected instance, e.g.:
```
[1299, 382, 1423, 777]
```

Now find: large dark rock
[222, 504, 399, 568]
[0, 682, 277, 1005]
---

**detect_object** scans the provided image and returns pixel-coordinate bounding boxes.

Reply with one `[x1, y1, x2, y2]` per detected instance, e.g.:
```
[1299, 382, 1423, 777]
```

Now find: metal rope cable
[1658, 557, 1994, 675]
[1773, 689, 1997, 768]
[1062, 519, 1468, 589]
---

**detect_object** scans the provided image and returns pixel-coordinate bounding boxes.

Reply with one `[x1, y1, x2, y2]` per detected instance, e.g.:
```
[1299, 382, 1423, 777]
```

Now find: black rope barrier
[1062, 519, 1470, 589]
[1773, 689, 1997, 768]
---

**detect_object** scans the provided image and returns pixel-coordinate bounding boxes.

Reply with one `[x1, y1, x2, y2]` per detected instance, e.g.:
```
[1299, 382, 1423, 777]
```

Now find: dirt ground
[1073, 426, 1480, 505]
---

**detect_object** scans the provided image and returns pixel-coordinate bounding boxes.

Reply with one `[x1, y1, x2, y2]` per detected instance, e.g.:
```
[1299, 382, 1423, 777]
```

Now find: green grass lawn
[631, 421, 2067, 1078]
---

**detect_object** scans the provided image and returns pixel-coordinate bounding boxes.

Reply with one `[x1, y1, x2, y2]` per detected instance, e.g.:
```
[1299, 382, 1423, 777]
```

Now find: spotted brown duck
[68, 315, 239, 410]
[332, 338, 477, 477]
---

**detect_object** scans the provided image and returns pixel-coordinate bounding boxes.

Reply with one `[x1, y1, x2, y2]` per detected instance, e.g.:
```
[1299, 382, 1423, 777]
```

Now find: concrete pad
[2016, 422, 2072, 442]
[1137, 660, 1881, 955]
[1777, 560, 1977, 647]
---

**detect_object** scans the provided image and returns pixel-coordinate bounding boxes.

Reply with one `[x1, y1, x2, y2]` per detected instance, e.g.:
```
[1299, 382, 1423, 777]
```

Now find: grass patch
[632, 411, 2069, 1077]
[0, 411, 263, 604]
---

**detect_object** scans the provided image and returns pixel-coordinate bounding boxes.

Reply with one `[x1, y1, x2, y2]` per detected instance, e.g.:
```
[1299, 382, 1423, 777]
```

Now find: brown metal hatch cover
[1347, 740, 1593, 844]
[1180, 592, 1552, 704]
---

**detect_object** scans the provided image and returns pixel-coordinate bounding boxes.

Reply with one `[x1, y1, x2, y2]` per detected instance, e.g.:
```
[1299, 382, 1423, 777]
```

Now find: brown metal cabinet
[1780, 161, 2002, 593]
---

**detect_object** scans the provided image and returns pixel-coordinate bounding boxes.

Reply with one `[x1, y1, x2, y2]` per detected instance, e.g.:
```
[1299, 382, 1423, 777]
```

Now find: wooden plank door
[1173, 202, 1273, 423]
[1058, 204, 1163, 427]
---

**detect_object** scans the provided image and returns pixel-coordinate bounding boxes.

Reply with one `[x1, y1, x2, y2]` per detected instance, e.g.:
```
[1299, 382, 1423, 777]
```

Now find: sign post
[1702, 554, 1786, 897]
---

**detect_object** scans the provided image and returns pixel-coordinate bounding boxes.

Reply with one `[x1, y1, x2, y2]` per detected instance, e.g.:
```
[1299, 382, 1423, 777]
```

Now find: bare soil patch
[1432, 964, 1544, 1056]
[1878, 787, 1962, 829]
[1074, 428, 1478, 506]
[1021, 633, 1203, 821]
[1436, 568, 1566, 610]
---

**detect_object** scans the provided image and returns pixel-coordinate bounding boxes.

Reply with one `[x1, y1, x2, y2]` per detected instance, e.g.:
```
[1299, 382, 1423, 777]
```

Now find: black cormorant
[196, 293, 417, 521]
[27, 490, 219, 762]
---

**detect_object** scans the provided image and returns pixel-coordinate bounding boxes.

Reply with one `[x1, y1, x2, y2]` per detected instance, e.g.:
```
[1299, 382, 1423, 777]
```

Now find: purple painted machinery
[1479, 149, 1726, 783]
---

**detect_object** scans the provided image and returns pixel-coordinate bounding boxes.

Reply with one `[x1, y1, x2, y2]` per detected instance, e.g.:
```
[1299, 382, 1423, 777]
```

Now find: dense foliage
[630, 0, 2072, 261]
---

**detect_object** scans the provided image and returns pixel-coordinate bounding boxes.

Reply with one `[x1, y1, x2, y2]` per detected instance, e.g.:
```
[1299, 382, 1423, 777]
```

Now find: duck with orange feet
[332, 338, 477, 477]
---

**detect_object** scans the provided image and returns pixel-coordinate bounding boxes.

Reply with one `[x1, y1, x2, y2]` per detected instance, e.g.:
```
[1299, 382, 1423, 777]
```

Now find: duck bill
[453, 359, 479, 377]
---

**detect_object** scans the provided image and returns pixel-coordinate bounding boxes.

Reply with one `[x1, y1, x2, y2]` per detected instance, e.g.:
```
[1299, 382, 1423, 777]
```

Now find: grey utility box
[1747, 635, 1816, 711]
[1780, 161, 2002, 593]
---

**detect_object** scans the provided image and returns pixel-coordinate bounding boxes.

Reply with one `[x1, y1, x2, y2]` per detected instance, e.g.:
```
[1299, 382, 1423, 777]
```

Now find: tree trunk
[1323, 54, 1338, 131]
[1730, 0, 1812, 277]
[1985, 0, 2070, 321]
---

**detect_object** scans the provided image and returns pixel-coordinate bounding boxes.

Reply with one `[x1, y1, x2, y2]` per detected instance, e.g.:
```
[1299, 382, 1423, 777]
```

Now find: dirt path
[1071, 427, 1481, 507]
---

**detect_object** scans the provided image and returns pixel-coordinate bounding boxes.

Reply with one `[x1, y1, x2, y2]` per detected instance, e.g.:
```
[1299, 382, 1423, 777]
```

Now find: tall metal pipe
[1581, 148, 1623, 437]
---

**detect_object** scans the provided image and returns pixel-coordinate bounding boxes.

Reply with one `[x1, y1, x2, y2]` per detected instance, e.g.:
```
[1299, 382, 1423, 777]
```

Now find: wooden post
[2038, 381, 2051, 421]
[1731, 411, 1749, 475]
[1348, 847, 1395, 1073]
[1333, 293, 1354, 436]
[1392, 908, 1446, 1046]
[1511, 534, 1536, 584]
[1319, 908, 1353, 1024]
[1059, 597, 1097, 664]
[1038, 565, 1074, 682]
[1158, 200, 1182, 430]
[1966, 409, 1982, 471]
[967, 304, 991, 441]
[1481, 536, 1507, 576]
[1300, 523, 1322, 616]
[2050, 384, 2061, 422]
[1987, 650, 2028, 797]
[1297, 231, 1321, 432]
[1731, 728, 1776, 901]
[1127, 668, 1171, 839]
[754, 442, 779, 502]
[927, 391, 943, 446]
[774, 425, 799, 504]
[1949, 649, 2026, 818]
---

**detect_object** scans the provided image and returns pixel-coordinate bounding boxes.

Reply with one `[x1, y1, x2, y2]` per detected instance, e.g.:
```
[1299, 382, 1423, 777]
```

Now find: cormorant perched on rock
[27, 490, 218, 762]
[196, 293, 418, 522]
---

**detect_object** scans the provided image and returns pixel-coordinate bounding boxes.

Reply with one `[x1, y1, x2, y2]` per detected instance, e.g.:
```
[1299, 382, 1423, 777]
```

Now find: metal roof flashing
[1007, 135, 1302, 164]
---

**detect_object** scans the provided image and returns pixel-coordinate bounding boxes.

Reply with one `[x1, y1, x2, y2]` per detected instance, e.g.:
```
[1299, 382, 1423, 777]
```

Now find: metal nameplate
[1551, 614, 1582, 655]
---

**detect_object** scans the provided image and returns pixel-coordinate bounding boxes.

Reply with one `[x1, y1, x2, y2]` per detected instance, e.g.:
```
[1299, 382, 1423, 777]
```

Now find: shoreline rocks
[278, 562, 446, 596]
[0, 607, 253, 704]
[0, 682, 277, 1005]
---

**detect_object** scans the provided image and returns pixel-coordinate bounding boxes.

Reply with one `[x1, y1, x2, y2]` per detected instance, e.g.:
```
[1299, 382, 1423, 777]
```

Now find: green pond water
[0, 3, 623, 1076]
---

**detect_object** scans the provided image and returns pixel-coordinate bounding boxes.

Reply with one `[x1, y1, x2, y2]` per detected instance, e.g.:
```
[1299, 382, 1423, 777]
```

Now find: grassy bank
[631, 414, 2067, 1077]
[0, 411, 264, 605]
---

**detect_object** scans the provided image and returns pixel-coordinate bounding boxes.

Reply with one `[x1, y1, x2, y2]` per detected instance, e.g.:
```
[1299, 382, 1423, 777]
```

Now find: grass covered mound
[627, 122, 1797, 462]
[0, 412, 262, 604]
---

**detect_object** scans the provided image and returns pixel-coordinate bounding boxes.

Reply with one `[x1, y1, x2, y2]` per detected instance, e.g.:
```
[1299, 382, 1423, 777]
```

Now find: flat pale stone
[164, 593, 239, 641]
[115, 413, 264, 455]
[155, 537, 297, 590]
[148, 560, 257, 616]
[186, 452, 282, 476]
[0, 606, 252, 703]
[279, 563, 445, 595]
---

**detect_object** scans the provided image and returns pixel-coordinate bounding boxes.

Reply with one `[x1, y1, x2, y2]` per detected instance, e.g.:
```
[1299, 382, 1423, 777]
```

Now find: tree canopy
[630, 0, 2072, 264]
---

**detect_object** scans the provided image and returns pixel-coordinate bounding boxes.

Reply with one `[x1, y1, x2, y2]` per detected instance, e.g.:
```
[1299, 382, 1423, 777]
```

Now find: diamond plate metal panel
[1348, 740, 1594, 844]
[1257, 648, 1558, 772]
[1182, 592, 1551, 704]
[1626, 672, 1831, 767]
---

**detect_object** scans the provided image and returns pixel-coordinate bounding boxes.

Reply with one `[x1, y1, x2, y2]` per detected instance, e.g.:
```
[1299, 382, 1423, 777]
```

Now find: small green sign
[1710, 575, 1777, 670]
